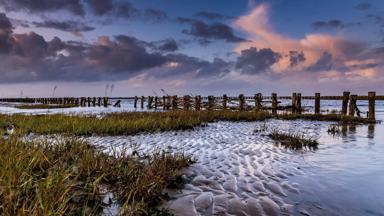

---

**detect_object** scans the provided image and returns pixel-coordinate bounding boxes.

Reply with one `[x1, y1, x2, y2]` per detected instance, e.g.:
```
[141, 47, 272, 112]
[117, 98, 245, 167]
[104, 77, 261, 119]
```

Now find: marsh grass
[269, 129, 319, 150]
[0, 110, 270, 136]
[0, 110, 373, 137]
[277, 113, 376, 124]
[0, 136, 193, 215]
[15, 104, 78, 109]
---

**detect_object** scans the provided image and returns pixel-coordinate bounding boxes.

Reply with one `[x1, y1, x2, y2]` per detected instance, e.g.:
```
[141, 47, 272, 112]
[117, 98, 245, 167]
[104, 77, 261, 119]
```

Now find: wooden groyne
[0, 91, 379, 120]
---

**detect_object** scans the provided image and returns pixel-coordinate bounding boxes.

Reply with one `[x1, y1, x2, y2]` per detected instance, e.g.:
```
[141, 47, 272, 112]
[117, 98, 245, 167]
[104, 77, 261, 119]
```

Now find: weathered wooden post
[147, 96, 153, 109]
[92, 97, 96, 107]
[172, 95, 178, 110]
[292, 92, 297, 114]
[162, 96, 166, 110]
[97, 97, 101, 107]
[255, 93, 262, 110]
[141, 96, 144, 109]
[315, 93, 320, 115]
[103, 97, 108, 107]
[223, 94, 228, 110]
[368, 91, 376, 120]
[183, 95, 190, 110]
[349, 94, 357, 116]
[271, 93, 277, 115]
[239, 94, 245, 111]
[154, 96, 158, 109]
[207, 96, 215, 110]
[296, 93, 302, 114]
[166, 96, 171, 110]
[133, 96, 138, 109]
[195, 95, 201, 111]
[342, 91, 350, 115]
[87, 97, 91, 107]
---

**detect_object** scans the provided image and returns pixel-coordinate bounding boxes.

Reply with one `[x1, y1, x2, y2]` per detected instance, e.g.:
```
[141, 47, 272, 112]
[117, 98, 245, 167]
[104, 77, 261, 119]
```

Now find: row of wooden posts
[0, 91, 377, 120]
[131, 91, 376, 120]
[0, 97, 110, 107]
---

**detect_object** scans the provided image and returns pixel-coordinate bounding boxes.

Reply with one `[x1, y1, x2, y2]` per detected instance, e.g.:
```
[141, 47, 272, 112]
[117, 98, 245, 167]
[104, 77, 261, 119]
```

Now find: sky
[0, 0, 384, 97]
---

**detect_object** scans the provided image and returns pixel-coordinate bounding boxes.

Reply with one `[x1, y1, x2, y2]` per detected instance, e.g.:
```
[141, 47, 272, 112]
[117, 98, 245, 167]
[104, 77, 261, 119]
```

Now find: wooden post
[134, 96, 138, 109]
[92, 97, 96, 107]
[172, 95, 178, 110]
[97, 97, 101, 107]
[162, 96, 166, 110]
[296, 93, 302, 114]
[154, 96, 158, 109]
[223, 94, 228, 110]
[255, 93, 262, 110]
[166, 96, 171, 110]
[368, 91, 376, 120]
[315, 93, 320, 115]
[87, 97, 91, 107]
[349, 94, 357, 116]
[292, 93, 297, 114]
[103, 97, 108, 107]
[141, 96, 144, 109]
[147, 96, 153, 109]
[183, 95, 190, 110]
[271, 93, 277, 115]
[207, 96, 215, 110]
[342, 91, 350, 115]
[239, 94, 245, 111]
[195, 95, 201, 111]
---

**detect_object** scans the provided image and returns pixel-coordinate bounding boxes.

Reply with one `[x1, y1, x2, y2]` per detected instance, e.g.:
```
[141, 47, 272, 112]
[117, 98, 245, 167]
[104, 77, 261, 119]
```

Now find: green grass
[15, 104, 78, 109]
[0, 110, 375, 137]
[268, 129, 319, 150]
[0, 110, 270, 136]
[0, 136, 193, 215]
[277, 113, 376, 124]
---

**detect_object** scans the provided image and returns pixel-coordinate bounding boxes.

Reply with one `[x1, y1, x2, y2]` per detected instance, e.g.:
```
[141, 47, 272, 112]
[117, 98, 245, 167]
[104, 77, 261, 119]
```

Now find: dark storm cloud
[289, 51, 306, 67]
[307, 52, 333, 72]
[33, 20, 95, 33]
[235, 47, 281, 74]
[0, 0, 85, 16]
[355, 3, 372, 10]
[85, 0, 114, 16]
[177, 17, 247, 43]
[0, 13, 170, 82]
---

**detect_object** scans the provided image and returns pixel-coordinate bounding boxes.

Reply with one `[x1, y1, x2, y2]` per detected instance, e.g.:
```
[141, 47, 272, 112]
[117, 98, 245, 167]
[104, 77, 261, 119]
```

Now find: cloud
[355, 3, 372, 10]
[178, 18, 247, 43]
[194, 11, 232, 20]
[307, 52, 333, 72]
[289, 51, 306, 67]
[235, 47, 281, 74]
[233, 3, 371, 78]
[151, 38, 179, 52]
[0, 0, 85, 16]
[312, 20, 344, 29]
[144, 9, 168, 22]
[33, 20, 95, 33]
[85, 0, 114, 16]
[0, 13, 13, 53]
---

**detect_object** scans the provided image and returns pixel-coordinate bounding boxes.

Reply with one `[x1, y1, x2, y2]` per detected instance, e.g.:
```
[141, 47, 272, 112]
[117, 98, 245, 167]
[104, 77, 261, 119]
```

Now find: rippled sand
[88, 120, 330, 216]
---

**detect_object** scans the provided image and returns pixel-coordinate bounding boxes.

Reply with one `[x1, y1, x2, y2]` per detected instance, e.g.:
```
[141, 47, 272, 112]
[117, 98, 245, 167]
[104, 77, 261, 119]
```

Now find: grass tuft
[268, 129, 319, 150]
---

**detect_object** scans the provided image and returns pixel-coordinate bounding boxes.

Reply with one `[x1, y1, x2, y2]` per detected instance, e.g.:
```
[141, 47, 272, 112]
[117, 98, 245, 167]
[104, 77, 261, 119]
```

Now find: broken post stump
[342, 91, 350, 115]
[315, 93, 320, 115]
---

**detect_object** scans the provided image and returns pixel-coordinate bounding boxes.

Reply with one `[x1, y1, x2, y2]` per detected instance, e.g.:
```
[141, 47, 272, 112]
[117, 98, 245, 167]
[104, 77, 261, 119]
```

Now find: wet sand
[88, 120, 384, 216]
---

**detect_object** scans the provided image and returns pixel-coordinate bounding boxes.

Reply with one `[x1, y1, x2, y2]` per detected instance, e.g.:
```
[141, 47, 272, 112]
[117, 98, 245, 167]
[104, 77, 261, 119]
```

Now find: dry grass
[0, 136, 193, 215]
[268, 129, 319, 150]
